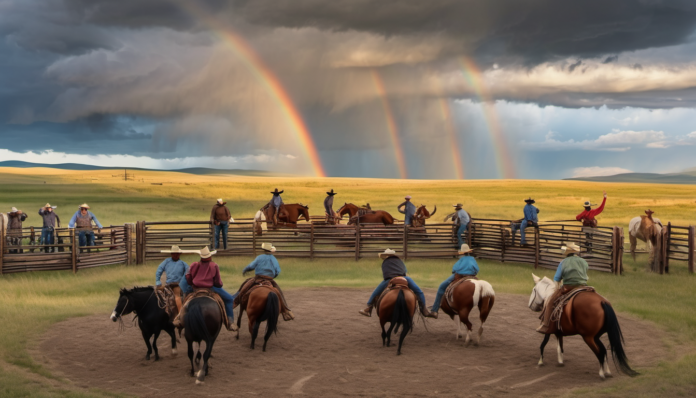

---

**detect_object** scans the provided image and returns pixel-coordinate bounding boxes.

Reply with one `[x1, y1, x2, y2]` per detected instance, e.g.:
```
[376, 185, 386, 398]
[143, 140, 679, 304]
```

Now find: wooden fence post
[611, 226, 618, 275]
[664, 223, 671, 274]
[310, 223, 315, 261]
[619, 227, 625, 275]
[252, 221, 257, 257]
[534, 225, 540, 269]
[355, 223, 361, 261]
[500, 227, 506, 262]
[125, 223, 133, 265]
[403, 225, 408, 260]
[466, 222, 472, 248]
[71, 228, 77, 274]
[0, 216, 4, 275]
[688, 225, 695, 274]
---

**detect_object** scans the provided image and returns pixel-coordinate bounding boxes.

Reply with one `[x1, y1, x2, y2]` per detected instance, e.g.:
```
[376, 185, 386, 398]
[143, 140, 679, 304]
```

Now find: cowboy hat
[79, 203, 90, 209]
[404, 195, 412, 200]
[217, 198, 223, 204]
[198, 246, 217, 259]
[378, 248, 397, 258]
[458, 244, 474, 254]
[561, 242, 581, 255]
[261, 242, 276, 252]
[271, 188, 284, 195]
[10, 207, 17, 213]
[453, 203, 463, 208]
[582, 201, 597, 207]
[161, 245, 184, 254]
[326, 189, 337, 196]
[524, 198, 535, 204]
[44, 203, 53, 209]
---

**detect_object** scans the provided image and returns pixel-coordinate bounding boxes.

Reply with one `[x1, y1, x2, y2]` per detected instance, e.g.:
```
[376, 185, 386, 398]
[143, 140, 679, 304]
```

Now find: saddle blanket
[374, 277, 417, 317]
[444, 276, 478, 311]
[182, 289, 232, 330]
[235, 277, 281, 310]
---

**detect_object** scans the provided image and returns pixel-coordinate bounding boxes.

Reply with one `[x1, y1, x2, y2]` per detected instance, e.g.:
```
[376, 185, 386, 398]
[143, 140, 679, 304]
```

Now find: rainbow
[458, 57, 515, 179]
[437, 98, 465, 179]
[371, 69, 408, 179]
[177, 3, 326, 177]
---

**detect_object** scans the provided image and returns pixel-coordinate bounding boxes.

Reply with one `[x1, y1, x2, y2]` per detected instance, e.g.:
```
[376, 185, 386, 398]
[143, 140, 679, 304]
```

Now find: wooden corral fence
[0, 217, 133, 274]
[653, 223, 696, 274]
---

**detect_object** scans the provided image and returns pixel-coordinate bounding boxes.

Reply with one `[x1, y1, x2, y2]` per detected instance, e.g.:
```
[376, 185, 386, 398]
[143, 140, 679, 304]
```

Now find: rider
[156, 245, 189, 315]
[176, 246, 238, 331]
[430, 244, 479, 317]
[447, 203, 470, 248]
[359, 248, 437, 318]
[397, 195, 416, 226]
[234, 242, 295, 321]
[511, 198, 539, 245]
[269, 188, 284, 225]
[536, 242, 589, 333]
[324, 189, 337, 223]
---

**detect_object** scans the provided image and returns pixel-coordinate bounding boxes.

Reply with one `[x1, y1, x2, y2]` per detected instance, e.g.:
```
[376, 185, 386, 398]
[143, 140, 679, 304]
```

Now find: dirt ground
[34, 288, 665, 397]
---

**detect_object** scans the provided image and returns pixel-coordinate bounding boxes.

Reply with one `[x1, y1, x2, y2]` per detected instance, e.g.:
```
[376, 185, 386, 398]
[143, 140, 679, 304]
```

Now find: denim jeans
[512, 220, 535, 244]
[214, 221, 229, 249]
[456, 223, 468, 247]
[41, 228, 54, 252]
[78, 230, 95, 247]
[367, 276, 427, 307]
[212, 287, 237, 321]
[431, 275, 455, 312]
[179, 277, 192, 295]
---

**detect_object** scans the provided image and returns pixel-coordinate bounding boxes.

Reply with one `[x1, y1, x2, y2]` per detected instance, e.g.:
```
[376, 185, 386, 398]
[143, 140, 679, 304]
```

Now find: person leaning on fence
[510, 198, 539, 245]
[68, 203, 103, 249]
[211, 198, 233, 250]
[359, 248, 437, 318]
[576, 191, 607, 253]
[269, 188, 284, 225]
[39, 203, 60, 253]
[324, 189, 338, 223]
[430, 244, 479, 317]
[156, 245, 189, 315]
[448, 203, 470, 249]
[397, 195, 416, 226]
[6, 207, 28, 254]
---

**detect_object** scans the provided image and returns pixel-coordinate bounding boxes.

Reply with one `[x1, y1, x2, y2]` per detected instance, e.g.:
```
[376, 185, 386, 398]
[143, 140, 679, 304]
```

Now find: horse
[337, 203, 372, 219]
[411, 205, 437, 228]
[529, 274, 638, 379]
[235, 285, 280, 351]
[377, 278, 416, 355]
[184, 297, 224, 384]
[439, 278, 495, 346]
[110, 286, 177, 361]
[255, 203, 311, 234]
[628, 209, 663, 264]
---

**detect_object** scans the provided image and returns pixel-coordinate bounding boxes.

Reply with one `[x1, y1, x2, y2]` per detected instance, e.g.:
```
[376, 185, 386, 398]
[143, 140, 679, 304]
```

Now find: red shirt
[186, 258, 223, 288]
[576, 197, 606, 226]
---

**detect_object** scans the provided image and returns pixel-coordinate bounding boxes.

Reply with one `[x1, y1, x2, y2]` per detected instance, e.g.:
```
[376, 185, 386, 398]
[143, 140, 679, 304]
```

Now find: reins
[115, 288, 156, 333]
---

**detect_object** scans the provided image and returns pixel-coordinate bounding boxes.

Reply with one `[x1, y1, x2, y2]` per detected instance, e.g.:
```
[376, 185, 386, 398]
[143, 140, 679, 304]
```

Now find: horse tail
[602, 302, 638, 376]
[391, 290, 413, 336]
[255, 291, 279, 338]
[184, 299, 212, 343]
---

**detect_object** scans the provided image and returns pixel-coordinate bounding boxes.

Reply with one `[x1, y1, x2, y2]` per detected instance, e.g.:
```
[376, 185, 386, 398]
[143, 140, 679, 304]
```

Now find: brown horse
[529, 274, 637, 379]
[411, 205, 437, 228]
[255, 203, 311, 234]
[337, 203, 371, 219]
[236, 286, 280, 351]
[377, 278, 417, 355]
[628, 209, 663, 264]
[346, 206, 395, 225]
[440, 278, 495, 346]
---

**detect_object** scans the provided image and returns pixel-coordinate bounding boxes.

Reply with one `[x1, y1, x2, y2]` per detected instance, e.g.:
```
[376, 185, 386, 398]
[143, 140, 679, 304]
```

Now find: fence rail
[653, 223, 696, 274]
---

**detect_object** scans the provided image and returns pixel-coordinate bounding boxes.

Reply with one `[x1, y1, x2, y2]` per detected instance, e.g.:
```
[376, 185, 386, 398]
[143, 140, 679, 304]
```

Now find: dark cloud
[568, 60, 583, 73]
[603, 55, 619, 63]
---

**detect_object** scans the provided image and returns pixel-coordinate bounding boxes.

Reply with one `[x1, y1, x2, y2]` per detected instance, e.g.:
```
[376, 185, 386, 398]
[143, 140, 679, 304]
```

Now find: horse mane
[120, 286, 153, 295]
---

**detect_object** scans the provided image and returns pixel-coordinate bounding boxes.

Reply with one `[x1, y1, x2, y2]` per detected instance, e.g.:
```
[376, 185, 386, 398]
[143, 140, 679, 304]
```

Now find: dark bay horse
[184, 297, 223, 384]
[440, 278, 495, 346]
[337, 203, 372, 219]
[529, 274, 638, 379]
[111, 286, 177, 361]
[236, 286, 280, 351]
[411, 205, 437, 228]
[377, 278, 416, 355]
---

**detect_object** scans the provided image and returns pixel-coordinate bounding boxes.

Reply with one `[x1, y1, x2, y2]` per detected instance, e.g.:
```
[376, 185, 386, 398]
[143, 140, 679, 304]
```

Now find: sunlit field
[0, 167, 695, 397]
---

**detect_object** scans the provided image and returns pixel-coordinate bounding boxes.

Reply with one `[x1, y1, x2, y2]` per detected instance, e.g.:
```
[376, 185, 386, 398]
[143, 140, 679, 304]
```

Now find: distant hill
[0, 160, 281, 176]
[566, 172, 696, 184]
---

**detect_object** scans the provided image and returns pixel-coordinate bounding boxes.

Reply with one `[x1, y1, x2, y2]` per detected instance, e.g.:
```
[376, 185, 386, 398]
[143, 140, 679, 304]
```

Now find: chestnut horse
[411, 205, 437, 228]
[337, 203, 371, 219]
[439, 278, 495, 346]
[255, 203, 311, 234]
[236, 286, 280, 351]
[377, 278, 417, 355]
[628, 209, 663, 264]
[529, 274, 637, 379]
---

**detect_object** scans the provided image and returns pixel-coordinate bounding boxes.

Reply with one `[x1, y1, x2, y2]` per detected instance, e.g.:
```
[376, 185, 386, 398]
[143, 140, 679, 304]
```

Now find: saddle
[234, 277, 282, 310]
[374, 277, 415, 316]
[444, 275, 478, 311]
[549, 286, 598, 330]
[155, 285, 178, 321]
[182, 288, 232, 330]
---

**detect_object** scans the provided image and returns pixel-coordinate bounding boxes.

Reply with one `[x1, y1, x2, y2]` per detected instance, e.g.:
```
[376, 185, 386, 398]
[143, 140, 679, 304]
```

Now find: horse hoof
[195, 380, 204, 385]
[145, 355, 150, 360]
[171, 348, 177, 356]
[154, 356, 160, 362]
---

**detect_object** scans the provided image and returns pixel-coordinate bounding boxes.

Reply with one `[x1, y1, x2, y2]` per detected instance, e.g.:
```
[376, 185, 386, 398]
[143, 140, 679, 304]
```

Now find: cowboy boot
[420, 305, 438, 319]
[282, 310, 295, 321]
[359, 305, 373, 317]
[227, 317, 238, 332]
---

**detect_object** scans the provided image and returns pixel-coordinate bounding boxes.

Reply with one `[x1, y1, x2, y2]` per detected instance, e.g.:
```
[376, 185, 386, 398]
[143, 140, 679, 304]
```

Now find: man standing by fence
[7, 207, 27, 253]
[210, 198, 233, 250]
[397, 195, 416, 226]
[39, 203, 60, 253]
[448, 203, 470, 248]
[576, 191, 607, 253]
[511, 198, 539, 245]
[69, 204, 102, 249]
[324, 189, 338, 224]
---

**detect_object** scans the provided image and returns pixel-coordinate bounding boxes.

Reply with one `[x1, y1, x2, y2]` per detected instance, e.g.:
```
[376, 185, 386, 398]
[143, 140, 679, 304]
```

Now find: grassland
[0, 167, 695, 397]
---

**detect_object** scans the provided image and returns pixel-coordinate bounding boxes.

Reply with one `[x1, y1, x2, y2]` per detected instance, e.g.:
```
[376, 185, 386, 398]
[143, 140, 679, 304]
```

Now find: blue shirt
[155, 257, 189, 286]
[452, 256, 479, 276]
[523, 204, 538, 223]
[272, 195, 283, 208]
[243, 254, 281, 278]
[456, 209, 470, 226]
[68, 210, 103, 229]
[399, 201, 416, 225]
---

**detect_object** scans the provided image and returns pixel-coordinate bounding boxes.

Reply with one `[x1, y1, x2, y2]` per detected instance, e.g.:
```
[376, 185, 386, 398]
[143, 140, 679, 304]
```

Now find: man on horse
[397, 195, 416, 226]
[359, 248, 437, 318]
[157, 245, 189, 315]
[269, 188, 284, 225]
[511, 198, 539, 245]
[430, 244, 479, 318]
[175, 246, 238, 331]
[324, 189, 338, 224]
[447, 203, 470, 248]
[536, 242, 589, 333]
[234, 242, 295, 321]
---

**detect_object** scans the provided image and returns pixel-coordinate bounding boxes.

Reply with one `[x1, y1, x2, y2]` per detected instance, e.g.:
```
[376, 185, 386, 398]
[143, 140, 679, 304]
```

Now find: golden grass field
[0, 167, 695, 397]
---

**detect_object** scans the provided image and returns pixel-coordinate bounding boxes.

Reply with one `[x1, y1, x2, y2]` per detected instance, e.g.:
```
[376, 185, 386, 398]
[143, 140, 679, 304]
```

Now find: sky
[2, 0, 696, 179]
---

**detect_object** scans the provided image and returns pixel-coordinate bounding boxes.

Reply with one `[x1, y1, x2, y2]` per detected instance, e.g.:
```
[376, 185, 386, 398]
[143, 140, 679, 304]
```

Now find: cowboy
[359, 248, 437, 318]
[178, 246, 237, 331]
[38, 203, 60, 253]
[324, 189, 338, 223]
[576, 191, 607, 253]
[448, 203, 470, 248]
[430, 244, 479, 317]
[235, 243, 295, 321]
[6, 207, 28, 254]
[68, 203, 102, 248]
[537, 242, 589, 333]
[397, 195, 416, 226]
[269, 188, 284, 224]
[157, 245, 189, 314]
[510, 198, 539, 245]
[210, 198, 233, 250]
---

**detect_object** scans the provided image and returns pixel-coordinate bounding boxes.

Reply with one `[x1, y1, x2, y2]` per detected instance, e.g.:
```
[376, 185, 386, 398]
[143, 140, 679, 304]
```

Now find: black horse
[110, 286, 177, 361]
[184, 297, 223, 384]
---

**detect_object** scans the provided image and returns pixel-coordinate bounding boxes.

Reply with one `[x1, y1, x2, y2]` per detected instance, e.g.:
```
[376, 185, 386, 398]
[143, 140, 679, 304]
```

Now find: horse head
[529, 274, 556, 312]
[111, 287, 136, 321]
[299, 204, 310, 222]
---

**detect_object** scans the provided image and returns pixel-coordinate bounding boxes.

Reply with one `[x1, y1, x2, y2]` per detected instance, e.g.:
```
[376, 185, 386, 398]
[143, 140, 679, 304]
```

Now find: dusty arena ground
[34, 288, 665, 397]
